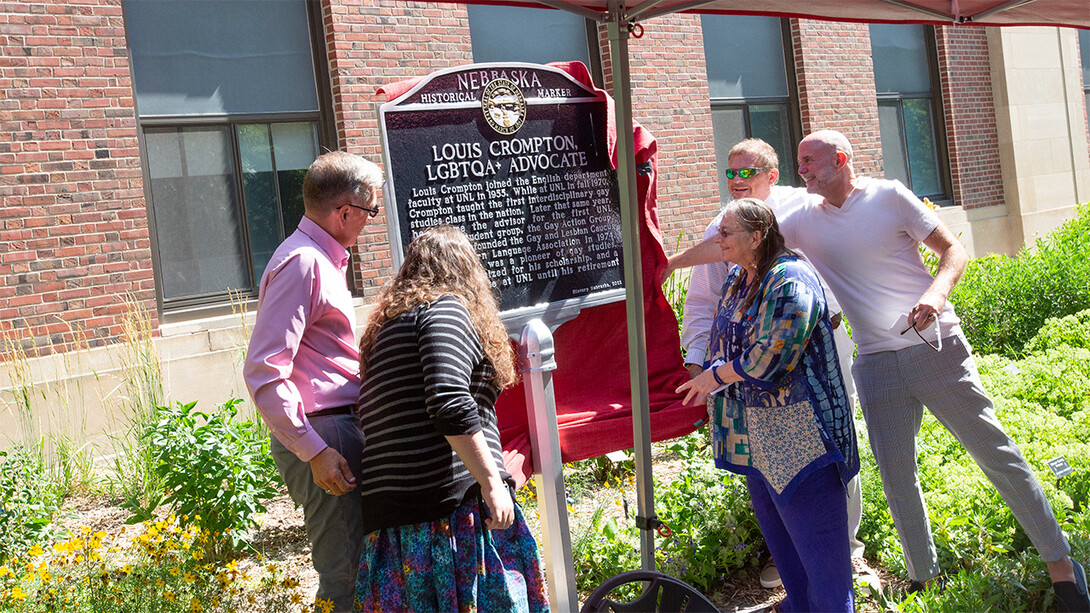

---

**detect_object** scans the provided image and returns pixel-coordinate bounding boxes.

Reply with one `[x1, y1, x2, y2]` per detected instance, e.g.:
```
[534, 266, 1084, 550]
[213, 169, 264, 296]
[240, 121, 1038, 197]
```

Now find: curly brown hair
[358, 225, 516, 388]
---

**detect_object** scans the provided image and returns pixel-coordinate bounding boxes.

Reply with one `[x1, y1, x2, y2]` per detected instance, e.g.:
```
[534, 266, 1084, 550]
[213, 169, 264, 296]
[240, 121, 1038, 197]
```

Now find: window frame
[466, 5, 604, 87]
[124, 0, 338, 315]
[705, 18, 803, 188]
[872, 25, 953, 205]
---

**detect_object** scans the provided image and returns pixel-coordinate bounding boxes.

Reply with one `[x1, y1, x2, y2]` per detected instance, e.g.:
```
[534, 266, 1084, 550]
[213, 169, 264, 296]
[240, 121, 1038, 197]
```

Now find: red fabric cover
[378, 61, 704, 488]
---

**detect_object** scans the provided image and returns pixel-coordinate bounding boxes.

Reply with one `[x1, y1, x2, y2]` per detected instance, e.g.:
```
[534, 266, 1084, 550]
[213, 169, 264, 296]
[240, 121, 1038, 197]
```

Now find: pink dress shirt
[244, 216, 362, 462]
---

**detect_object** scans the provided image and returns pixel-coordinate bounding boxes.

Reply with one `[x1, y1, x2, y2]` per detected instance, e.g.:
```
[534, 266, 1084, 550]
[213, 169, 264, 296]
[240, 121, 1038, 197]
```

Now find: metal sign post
[519, 318, 578, 613]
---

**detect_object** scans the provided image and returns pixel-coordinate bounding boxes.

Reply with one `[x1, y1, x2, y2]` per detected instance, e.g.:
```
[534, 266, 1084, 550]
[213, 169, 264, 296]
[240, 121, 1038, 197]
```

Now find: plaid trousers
[853, 334, 1069, 581]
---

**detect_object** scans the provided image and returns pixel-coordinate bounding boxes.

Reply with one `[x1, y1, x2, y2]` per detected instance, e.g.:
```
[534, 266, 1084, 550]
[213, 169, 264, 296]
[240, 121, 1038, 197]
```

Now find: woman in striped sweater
[353, 225, 548, 612]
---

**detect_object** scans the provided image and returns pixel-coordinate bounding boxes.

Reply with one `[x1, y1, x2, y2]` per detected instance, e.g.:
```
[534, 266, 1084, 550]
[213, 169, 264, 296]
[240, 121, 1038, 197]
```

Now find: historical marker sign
[379, 63, 624, 326]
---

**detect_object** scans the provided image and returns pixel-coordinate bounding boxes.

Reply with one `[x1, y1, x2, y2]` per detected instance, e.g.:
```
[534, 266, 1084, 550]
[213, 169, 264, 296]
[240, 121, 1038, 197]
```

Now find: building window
[124, 0, 329, 307]
[467, 5, 600, 79]
[701, 15, 800, 197]
[1080, 29, 1090, 133]
[870, 24, 950, 202]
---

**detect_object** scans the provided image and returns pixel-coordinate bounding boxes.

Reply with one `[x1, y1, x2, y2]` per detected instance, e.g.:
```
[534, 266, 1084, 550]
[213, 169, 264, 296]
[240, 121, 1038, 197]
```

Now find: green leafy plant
[857, 310, 1090, 610]
[945, 202, 1090, 356]
[654, 457, 762, 591]
[572, 506, 642, 600]
[127, 398, 283, 559]
[571, 432, 762, 596]
[664, 231, 694, 340]
[0, 445, 62, 564]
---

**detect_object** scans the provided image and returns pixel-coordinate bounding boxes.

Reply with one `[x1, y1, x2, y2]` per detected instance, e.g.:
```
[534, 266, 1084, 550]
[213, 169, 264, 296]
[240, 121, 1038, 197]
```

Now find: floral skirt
[354, 496, 549, 612]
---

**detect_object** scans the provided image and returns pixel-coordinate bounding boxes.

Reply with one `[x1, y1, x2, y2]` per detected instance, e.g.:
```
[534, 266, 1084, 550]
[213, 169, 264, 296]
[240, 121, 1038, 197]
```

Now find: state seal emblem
[482, 78, 526, 135]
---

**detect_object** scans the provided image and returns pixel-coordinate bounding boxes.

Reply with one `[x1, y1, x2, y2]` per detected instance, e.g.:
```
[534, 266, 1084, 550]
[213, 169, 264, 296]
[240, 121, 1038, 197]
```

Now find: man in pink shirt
[244, 151, 383, 612]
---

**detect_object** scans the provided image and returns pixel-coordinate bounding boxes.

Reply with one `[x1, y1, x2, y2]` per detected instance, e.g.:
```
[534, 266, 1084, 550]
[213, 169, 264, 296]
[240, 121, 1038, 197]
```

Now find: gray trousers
[271, 413, 365, 613]
[853, 334, 1069, 581]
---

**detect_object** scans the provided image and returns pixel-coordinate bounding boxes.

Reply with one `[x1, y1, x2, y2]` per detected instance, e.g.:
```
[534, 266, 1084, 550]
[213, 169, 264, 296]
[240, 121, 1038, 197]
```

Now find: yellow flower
[282, 576, 299, 589]
[28, 545, 45, 557]
[182, 571, 196, 583]
[290, 592, 304, 604]
[316, 598, 336, 613]
[0, 566, 12, 578]
[189, 597, 203, 611]
[122, 564, 133, 575]
[9, 585, 27, 602]
[164, 591, 176, 602]
[169, 566, 181, 577]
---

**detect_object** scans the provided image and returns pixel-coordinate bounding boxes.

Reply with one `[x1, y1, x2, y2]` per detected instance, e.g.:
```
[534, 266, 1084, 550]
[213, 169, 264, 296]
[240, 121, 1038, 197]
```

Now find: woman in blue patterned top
[677, 198, 859, 612]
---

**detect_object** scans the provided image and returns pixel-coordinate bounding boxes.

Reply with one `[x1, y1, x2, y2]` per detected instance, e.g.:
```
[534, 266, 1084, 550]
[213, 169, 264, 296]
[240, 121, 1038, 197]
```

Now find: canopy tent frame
[393, 0, 1089, 583]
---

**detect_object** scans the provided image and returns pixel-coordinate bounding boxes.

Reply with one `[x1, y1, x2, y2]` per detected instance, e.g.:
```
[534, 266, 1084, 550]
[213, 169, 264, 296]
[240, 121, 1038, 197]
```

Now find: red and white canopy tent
[392, 0, 1089, 597]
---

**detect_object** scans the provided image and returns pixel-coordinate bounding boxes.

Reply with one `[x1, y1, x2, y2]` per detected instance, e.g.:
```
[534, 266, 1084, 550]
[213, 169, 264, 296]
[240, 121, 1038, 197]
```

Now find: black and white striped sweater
[357, 295, 511, 533]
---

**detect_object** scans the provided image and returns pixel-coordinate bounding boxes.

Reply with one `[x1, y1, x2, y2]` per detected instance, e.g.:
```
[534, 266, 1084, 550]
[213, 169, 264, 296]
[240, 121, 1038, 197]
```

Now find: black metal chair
[580, 570, 720, 613]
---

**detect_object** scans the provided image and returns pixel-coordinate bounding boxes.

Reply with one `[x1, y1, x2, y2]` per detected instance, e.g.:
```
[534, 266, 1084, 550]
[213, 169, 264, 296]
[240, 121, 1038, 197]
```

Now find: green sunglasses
[724, 167, 772, 179]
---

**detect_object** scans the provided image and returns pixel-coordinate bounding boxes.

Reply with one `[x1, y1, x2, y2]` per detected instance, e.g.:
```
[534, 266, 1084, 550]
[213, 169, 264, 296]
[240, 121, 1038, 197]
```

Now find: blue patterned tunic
[707, 254, 858, 503]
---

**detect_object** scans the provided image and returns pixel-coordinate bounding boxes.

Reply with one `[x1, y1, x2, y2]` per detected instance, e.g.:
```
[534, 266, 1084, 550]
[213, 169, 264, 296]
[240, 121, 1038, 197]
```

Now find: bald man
[777, 130, 1087, 608]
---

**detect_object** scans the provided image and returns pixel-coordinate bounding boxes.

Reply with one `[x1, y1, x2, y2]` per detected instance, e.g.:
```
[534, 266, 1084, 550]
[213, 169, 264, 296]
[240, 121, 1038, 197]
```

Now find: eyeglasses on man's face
[724, 167, 772, 180]
[340, 201, 380, 219]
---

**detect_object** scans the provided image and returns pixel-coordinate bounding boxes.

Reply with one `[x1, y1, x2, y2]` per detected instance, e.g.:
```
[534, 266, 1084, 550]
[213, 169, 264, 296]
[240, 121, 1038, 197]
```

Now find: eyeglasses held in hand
[900, 321, 940, 352]
[724, 167, 772, 179]
[340, 202, 380, 219]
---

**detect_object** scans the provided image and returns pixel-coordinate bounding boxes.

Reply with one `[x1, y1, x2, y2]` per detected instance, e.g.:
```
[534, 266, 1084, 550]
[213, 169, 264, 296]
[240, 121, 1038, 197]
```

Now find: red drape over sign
[378, 61, 705, 488]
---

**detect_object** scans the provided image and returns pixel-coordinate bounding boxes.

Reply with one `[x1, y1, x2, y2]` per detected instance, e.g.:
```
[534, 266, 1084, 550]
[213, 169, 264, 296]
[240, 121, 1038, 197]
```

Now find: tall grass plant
[103, 297, 165, 509]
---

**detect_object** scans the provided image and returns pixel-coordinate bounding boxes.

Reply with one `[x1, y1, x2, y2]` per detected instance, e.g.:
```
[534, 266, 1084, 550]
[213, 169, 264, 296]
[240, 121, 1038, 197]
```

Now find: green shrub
[1025, 309, 1090, 353]
[571, 432, 762, 595]
[858, 313, 1090, 610]
[572, 506, 641, 599]
[126, 399, 283, 559]
[948, 202, 1090, 356]
[654, 458, 762, 590]
[0, 445, 62, 564]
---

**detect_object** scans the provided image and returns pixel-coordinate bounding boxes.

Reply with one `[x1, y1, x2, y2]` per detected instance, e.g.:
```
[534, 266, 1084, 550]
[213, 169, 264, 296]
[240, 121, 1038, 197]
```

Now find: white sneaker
[760, 561, 783, 588]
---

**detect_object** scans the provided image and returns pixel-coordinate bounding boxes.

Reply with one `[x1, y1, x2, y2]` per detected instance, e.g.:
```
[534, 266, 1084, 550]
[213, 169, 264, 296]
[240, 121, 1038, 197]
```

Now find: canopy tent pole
[606, 0, 657, 572]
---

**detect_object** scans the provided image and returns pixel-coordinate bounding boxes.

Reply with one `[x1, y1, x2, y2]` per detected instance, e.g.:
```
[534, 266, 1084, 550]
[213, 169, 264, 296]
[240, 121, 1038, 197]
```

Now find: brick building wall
[3, 0, 1083, 365]
[620, 14, 720, 249]
[791, 19, 884, 178]
[0, 0, 155, 355]
[322, 0, 475, 298]
[936, 26, 1005, 210]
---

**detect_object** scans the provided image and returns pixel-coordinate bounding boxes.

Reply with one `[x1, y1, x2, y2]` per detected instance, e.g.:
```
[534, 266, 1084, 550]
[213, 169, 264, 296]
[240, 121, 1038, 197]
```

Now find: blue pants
[747, 463, 853, 613]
